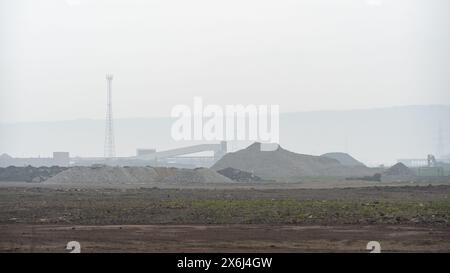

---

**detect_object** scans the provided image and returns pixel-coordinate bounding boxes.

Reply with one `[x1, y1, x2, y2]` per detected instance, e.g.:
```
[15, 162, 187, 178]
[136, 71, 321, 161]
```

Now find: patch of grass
[0, 188, 448, 226]
[179, 199, 450, 225]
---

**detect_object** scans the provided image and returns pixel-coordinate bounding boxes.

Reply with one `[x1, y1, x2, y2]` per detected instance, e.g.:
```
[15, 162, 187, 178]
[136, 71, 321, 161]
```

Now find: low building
[0, 152, 70, 167]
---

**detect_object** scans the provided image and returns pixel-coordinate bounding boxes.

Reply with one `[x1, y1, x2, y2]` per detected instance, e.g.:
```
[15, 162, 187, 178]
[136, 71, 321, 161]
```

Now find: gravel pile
[45, 166, 160, 185]
[0, 166, 67, 182]
[157, 167, 234, 184]
[384, 163, 415, 176]
[321, 152, 365, 167]
[45, 166, 233, 185]
[212, 142, 375, 181]
[381, 163, 416, 182]
[217, 167, 262, 182]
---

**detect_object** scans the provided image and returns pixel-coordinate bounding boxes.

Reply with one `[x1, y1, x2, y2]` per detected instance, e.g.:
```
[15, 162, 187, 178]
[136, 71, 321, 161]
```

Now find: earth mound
[384, 163, 415, 176]
[45, 166, 233, 185]
[321, 152, 365, 167]
[156, 167, 234, 184]
[380, 163, 416, 182]
[0, 166, 67, 182]
[212, 142, 374, 181]
[45, 166, 160, 185]
[217, 167, 263, 182]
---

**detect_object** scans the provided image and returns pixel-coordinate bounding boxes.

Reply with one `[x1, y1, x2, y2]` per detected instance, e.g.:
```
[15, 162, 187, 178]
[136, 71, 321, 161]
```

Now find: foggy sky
[1, 0, 449, 123]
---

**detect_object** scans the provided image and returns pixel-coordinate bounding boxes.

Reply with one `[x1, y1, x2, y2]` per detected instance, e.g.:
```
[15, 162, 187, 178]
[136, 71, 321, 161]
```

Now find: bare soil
[0, 185, 449, 252]
[1, 224, 449, 253]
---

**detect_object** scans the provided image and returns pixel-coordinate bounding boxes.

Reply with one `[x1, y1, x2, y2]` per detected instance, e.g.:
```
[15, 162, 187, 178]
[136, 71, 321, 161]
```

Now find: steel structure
[104, 74, 115, 159]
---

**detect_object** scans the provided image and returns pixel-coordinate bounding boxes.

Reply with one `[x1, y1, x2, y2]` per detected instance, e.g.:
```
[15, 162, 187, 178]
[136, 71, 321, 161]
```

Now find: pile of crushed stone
[157, 168, 234, 184]
[321, 152, 365, 167]
[212, 142, 375, 181]
[0, 166, 67, 182]
[384, 163, 415, 176]
[44, 166, 233, 185]
[217, 167, 263, 182]
[380, 163, 416, 183]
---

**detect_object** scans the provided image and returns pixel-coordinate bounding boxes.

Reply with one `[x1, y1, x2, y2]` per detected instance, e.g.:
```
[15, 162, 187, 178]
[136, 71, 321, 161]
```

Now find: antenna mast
[104, 74, 115, 159]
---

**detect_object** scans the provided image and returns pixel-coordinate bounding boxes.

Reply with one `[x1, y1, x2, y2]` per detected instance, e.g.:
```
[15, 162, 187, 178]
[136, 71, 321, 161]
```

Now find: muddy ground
[0, 185, 449, 252]
[2, 224, 449, 253]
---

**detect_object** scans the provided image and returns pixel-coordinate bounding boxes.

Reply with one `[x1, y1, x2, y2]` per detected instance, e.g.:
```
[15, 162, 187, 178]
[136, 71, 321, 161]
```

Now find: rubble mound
[384, 163, 415, 176]
[217, 167, 262, 182]
[212, 142, 375, 181]
[0, 153, 13, 160]
[380, 163, 416, 183]
[45, 166, 160, 185]
[157, 167, 234, 184]
[321, 152, 365, 167]
[45, 166, 233, 185]
[0, 166, 67, 182]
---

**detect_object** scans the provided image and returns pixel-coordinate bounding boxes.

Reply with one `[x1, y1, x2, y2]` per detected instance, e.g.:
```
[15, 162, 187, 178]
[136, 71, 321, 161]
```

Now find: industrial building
[398, 154, 450, 177]
[0, 141, 228, 168]
[0, 152, 70, 167]
[71, 141, 228, 168]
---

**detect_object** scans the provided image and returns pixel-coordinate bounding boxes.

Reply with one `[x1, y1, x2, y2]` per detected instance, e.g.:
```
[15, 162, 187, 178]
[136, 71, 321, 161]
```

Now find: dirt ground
[1, 224, 449, 253]
[0, 184, 449, 252]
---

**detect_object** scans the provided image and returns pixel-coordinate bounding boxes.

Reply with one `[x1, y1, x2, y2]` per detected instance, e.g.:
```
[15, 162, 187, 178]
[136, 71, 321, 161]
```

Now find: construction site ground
[0, 183, 449, 252]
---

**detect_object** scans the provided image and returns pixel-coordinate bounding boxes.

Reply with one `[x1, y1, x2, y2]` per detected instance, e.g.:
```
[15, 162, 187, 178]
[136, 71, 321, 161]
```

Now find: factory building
[71, 141, 228, 168]
[0, 152, 70, 167]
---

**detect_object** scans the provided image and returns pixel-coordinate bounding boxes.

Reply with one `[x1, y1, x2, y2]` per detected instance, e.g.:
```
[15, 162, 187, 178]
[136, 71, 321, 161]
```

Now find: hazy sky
[1, 0, 449, 123]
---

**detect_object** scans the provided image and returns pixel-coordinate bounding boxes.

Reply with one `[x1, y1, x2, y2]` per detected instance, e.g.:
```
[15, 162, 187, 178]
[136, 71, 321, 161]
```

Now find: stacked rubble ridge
[212, 142, 375, 181]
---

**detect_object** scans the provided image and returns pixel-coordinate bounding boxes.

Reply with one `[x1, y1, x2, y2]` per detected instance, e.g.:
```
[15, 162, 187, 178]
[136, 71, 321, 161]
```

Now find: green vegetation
[163, 199, 450, 225]
[1, 188, 448, 226]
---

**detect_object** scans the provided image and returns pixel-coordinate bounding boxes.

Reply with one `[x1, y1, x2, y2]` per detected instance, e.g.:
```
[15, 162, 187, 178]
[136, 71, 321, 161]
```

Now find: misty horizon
[1, 104, 448, 166]
[0, 103, 448, 124]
